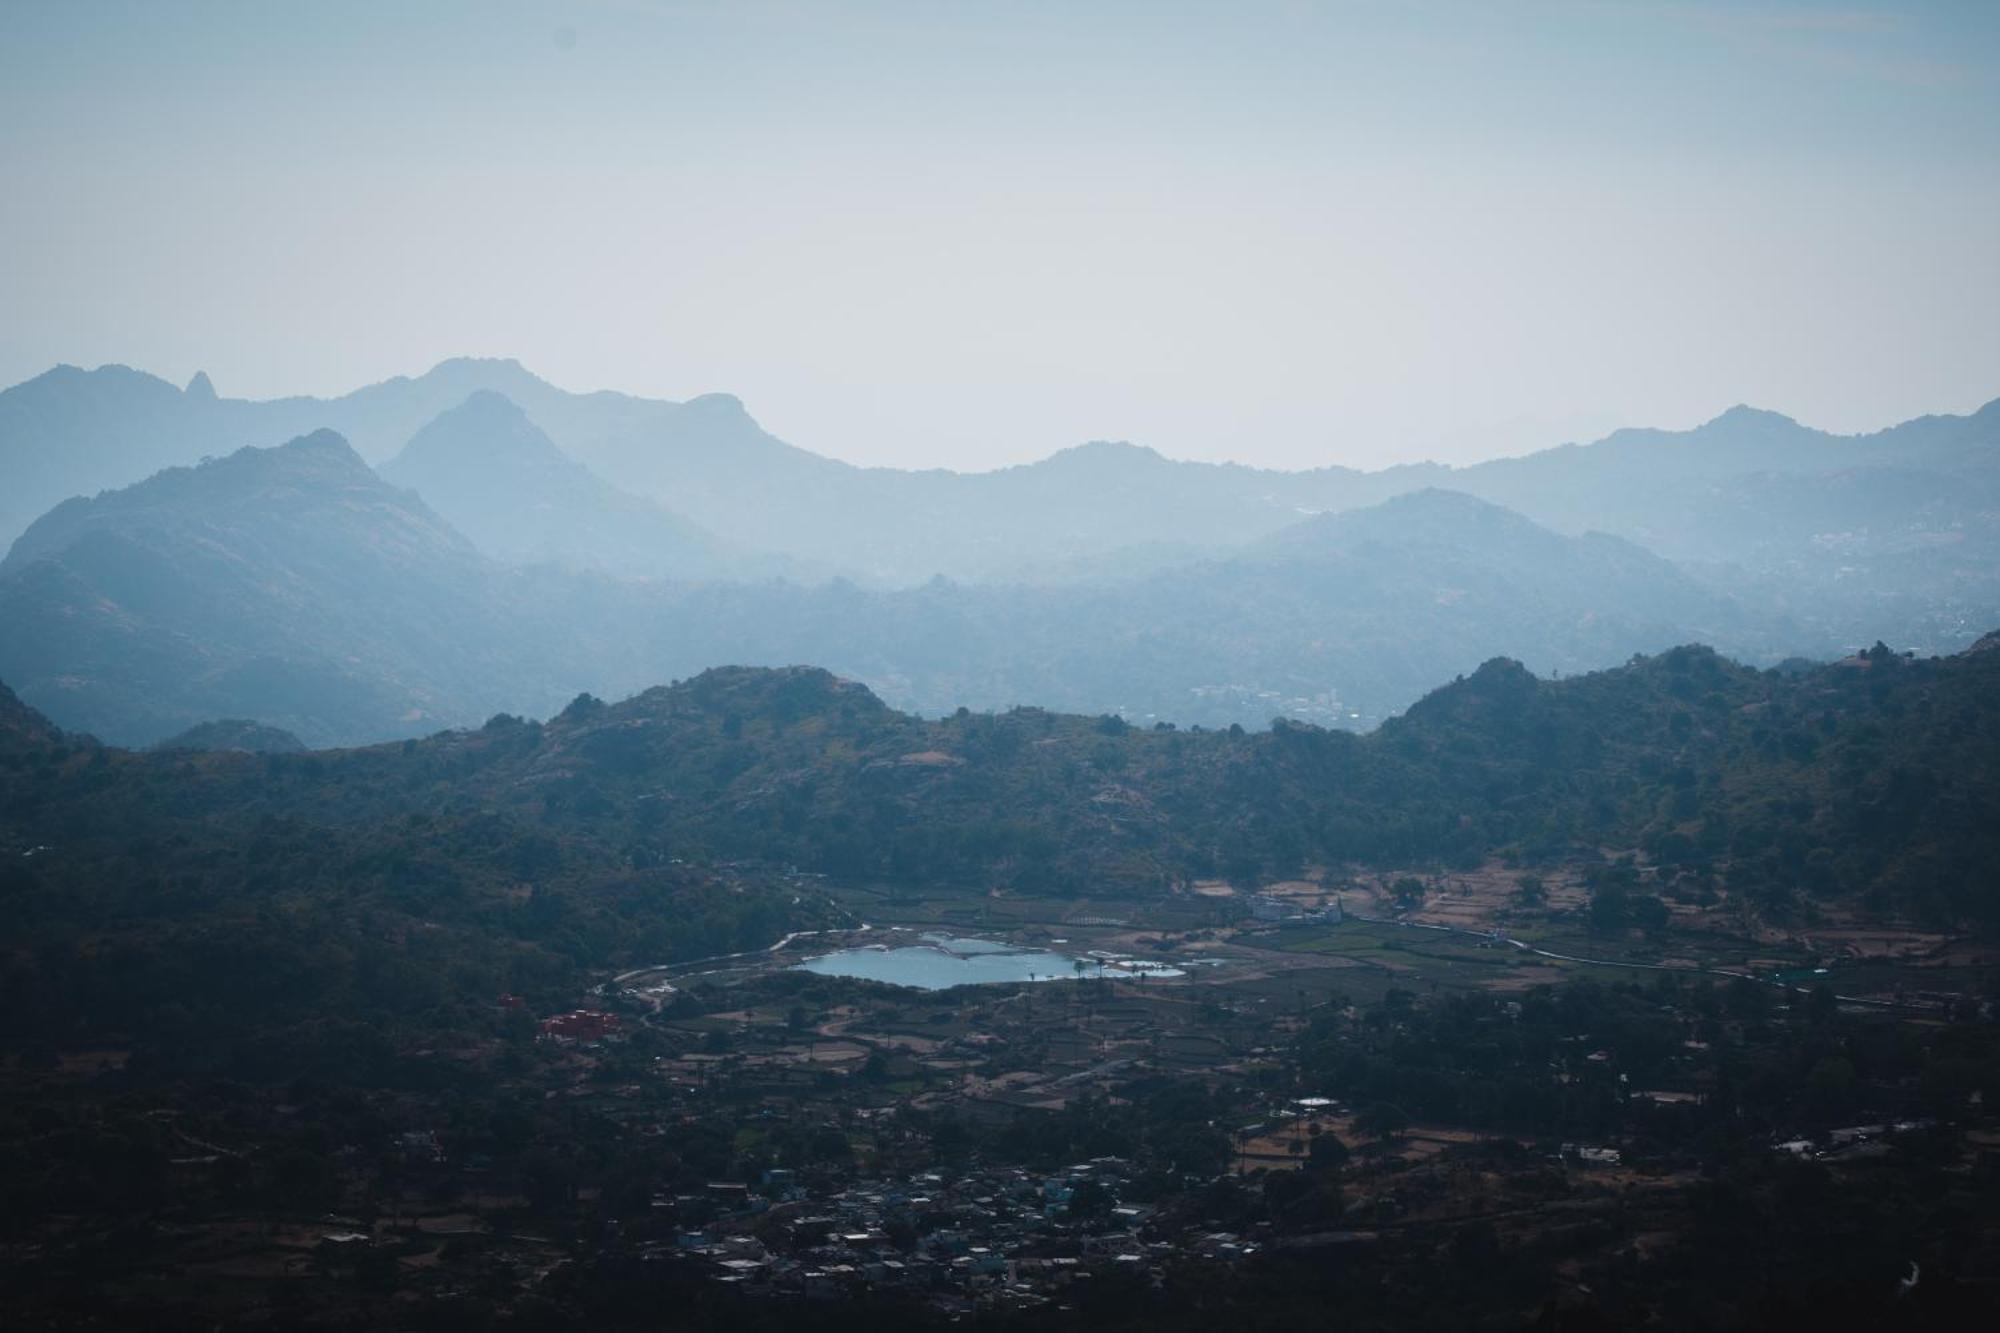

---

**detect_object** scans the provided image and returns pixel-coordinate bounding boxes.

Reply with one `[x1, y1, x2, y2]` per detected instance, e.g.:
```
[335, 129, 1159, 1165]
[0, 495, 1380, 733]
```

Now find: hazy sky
[3, 1, 1997, 471]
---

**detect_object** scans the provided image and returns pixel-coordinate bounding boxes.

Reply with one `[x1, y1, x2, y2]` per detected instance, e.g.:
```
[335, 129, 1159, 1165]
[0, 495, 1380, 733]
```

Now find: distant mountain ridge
[0, 358, 783, 559]
[4, 360, 1993, 631]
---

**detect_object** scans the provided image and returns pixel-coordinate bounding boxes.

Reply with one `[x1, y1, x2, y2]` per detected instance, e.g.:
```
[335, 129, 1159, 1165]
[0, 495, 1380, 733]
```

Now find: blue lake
[794, 934, 1182, 990]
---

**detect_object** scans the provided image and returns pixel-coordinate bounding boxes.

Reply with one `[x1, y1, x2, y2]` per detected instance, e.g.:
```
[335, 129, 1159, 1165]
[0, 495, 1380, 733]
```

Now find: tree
[1354, 1102, 1410, 1141]
[1630, 894, 1670, 934]
[1306, 1133, 1349, 1172]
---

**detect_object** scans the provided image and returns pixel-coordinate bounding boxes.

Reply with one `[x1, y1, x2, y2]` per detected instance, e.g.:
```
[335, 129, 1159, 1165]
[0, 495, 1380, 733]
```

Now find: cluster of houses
[648, 1158, 1247, 1310]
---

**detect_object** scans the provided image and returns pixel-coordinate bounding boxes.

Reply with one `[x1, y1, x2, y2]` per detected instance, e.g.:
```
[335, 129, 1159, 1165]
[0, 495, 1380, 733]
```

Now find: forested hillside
[5, 637, 1996, 1069]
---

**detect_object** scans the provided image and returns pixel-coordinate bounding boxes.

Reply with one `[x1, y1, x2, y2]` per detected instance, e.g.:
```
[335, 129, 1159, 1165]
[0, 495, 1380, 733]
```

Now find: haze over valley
[7, 5, 2000, 1330]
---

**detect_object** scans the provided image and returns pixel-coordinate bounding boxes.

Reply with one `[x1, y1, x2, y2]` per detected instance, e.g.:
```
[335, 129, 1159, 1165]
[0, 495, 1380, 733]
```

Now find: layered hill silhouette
[0, 358, 814, 567]
[4, 361, 1993, 655]
[0, 433, 1799, 746]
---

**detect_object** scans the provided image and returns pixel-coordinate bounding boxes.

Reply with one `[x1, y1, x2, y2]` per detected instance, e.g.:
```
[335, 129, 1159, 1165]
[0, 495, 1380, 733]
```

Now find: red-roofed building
[539, 1010, 621, 1041]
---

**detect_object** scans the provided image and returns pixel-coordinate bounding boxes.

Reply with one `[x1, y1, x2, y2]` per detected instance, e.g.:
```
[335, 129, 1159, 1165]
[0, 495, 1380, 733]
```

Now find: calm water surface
[795, 934, 1182, 990]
